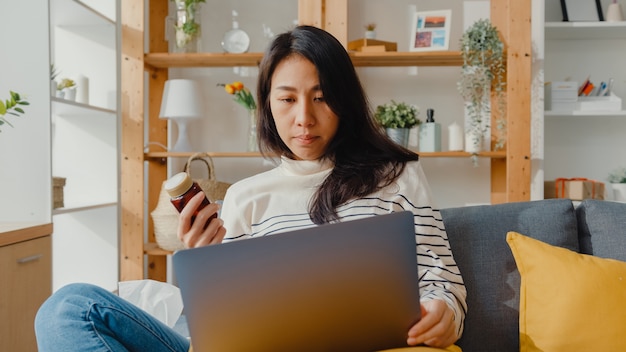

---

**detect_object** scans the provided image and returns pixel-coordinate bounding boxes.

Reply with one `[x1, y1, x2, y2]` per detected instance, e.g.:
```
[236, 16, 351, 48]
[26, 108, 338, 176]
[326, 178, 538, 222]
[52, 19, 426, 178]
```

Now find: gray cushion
[576, 199, 626, 261]
[441, 199, 578, 352]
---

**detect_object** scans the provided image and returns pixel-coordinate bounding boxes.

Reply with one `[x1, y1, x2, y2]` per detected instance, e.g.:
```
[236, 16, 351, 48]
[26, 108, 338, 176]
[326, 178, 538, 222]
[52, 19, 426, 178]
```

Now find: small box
[545, 81, 578, 111]
[577, 93, 622, 112]
[53, 177, 66, 209]
[545, 178, 604, 201]
[347, 38, 397, 52]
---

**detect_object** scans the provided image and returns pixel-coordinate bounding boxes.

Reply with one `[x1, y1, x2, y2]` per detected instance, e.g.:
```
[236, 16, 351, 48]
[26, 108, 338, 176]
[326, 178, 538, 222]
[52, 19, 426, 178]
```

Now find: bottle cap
[164, 172, 193, 198]
[426, 108, 435, 123]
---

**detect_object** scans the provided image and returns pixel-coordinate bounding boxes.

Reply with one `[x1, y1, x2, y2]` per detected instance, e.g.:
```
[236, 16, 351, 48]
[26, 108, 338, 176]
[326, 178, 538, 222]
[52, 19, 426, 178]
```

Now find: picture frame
[560, 0, 604, 22]
[409, 10, 452, 52]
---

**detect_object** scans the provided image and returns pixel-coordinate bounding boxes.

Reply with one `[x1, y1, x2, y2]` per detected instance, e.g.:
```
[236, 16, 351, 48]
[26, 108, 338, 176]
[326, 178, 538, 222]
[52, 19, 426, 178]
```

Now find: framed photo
[560, 0, 604, 21]
[409, 10, 452, 52]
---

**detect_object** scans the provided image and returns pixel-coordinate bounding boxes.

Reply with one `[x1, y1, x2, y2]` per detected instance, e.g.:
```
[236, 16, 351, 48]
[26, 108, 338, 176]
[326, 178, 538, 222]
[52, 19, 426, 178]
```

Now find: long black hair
[257, 25, 419, 224]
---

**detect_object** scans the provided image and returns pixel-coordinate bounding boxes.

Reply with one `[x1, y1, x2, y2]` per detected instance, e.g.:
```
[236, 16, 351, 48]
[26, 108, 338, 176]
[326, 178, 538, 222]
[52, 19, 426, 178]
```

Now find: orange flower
[217, 81, 256, 111]
[224, 84, 236, 95]
[232, 81, 244, 91]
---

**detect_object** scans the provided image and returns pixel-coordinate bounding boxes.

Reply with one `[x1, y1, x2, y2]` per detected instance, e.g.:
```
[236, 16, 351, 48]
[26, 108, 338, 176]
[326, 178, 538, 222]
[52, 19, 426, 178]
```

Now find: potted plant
[172, 0, 205, 52]
[0, 90, 29, 133]
[457, 18, 506, 156]
[608, 167, 626, 201]
[374, 100, 421, 147]
[57, 78, 77, 100]
[364, 23, 376, 39]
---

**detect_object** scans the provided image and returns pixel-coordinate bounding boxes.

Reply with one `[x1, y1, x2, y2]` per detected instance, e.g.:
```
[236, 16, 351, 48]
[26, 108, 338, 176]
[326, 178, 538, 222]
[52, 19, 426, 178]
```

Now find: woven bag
[151, 153, 231, 251]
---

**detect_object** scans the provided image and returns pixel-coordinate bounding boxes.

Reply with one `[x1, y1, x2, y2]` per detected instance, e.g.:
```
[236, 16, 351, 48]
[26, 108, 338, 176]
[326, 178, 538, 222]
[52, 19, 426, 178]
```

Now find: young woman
[35, 25, 466, 351]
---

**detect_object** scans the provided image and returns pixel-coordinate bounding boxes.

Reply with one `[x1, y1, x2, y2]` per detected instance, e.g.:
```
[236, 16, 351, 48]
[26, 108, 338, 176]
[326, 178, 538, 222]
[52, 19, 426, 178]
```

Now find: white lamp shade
[159, 79, 204, 119]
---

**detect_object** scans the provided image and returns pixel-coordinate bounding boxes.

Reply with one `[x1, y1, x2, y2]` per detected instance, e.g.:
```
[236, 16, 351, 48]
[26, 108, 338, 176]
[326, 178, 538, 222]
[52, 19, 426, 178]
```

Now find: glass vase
[173, 0, 201, 53]
[247, 109, 258, 152]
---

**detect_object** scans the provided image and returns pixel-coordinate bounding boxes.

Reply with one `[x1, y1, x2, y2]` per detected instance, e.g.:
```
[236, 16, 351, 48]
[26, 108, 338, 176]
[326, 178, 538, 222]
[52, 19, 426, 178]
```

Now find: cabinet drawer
[0, 236, 52, 351]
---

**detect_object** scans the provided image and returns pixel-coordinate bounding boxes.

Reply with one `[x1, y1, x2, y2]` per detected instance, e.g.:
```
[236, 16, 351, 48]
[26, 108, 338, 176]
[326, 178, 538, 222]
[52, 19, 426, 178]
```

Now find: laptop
[173, 211, 421, 352]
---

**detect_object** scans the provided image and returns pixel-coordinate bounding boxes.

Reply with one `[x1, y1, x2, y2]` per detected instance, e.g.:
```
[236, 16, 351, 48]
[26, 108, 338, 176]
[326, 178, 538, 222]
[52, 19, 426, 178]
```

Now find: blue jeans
[35, 283, 190, 352]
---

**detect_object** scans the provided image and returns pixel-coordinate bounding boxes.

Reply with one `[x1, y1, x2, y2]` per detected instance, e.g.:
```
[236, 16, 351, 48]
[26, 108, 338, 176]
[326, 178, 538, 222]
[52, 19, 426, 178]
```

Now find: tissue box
[577, 93, 622, 111]
[545, 178, 605, 200]
[545, 81, 578, 111]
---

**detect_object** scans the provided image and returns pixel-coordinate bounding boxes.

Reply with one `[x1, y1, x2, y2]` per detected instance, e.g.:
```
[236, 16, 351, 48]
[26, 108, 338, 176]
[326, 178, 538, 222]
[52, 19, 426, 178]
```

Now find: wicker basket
[52, 177, 66, 209]
[151, 153, 231, 251]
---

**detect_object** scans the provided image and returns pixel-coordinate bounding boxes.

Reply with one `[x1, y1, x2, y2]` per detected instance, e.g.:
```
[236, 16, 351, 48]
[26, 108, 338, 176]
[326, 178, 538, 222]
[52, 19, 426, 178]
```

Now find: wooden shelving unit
[144, 51, 464, 68]
[120, 0, 531, 281]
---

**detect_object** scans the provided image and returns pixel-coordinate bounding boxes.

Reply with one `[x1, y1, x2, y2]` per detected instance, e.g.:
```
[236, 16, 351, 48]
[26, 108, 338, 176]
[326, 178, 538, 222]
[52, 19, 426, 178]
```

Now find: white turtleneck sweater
[220, 157, 467, 337]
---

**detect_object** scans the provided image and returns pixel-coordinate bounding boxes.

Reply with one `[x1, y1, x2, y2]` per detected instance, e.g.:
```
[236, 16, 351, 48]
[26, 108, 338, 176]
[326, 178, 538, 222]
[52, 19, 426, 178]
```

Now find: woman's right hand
[177, 192, 226, 248]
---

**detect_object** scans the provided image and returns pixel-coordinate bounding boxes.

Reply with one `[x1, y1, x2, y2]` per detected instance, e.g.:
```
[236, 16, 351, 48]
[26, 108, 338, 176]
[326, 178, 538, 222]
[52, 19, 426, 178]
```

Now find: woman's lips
[295, 134, 317, 144]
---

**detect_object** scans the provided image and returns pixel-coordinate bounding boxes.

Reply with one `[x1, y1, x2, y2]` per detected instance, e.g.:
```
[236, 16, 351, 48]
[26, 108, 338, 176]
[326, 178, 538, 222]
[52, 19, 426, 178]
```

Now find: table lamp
[159, 79, 204, 152]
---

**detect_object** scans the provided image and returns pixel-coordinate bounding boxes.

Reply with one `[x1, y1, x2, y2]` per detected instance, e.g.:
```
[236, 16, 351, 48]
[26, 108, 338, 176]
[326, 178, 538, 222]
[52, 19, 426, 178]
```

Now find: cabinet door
[0, 236, 52, 351]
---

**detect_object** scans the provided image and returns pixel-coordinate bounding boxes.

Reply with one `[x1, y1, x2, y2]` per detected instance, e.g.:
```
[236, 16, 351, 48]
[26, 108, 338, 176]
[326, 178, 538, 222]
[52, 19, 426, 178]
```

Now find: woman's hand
[406, 299, 458, 348]
[177, 192, 226, 248]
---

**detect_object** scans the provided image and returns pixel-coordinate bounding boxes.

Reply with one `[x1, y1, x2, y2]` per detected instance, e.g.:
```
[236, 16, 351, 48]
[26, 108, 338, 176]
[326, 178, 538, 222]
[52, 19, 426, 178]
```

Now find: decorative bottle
[419, 108, 441, 152]
[164, 172, 214, 224]
[221, 10, 250, 54]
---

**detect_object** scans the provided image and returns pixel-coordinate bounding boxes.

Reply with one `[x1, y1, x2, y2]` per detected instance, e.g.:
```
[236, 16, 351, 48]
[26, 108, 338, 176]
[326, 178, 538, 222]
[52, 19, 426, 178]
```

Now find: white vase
[50, 80, 57, 96]
[612, 183, 626, 201]
[247, 109, 258, 152]
[464, 130, 483, 154]
[606, 3, 624, 22]
[64, 88, 76, 101]
[365, 30, 376, 39]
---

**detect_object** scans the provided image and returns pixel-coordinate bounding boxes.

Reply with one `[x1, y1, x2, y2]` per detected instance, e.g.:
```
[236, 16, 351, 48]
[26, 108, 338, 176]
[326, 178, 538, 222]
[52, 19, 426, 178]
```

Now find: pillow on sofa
[576, 199, 626, 260]
[506, 231, 626, 352]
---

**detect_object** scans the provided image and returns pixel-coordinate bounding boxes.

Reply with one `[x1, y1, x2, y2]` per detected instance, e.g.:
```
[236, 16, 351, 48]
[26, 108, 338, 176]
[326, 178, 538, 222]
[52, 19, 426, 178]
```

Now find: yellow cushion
[506, 231, 626, 352]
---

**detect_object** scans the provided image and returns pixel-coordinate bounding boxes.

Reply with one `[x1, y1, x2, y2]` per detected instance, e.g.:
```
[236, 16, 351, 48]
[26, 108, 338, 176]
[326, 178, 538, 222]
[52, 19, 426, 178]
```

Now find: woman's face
[269, 54, 339, 161]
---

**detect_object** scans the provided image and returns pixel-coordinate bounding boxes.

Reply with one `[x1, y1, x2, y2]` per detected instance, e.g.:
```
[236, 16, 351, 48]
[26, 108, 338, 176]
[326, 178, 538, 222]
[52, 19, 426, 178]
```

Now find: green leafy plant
[172, 0, 205, 49]
[457, 19, 506, 153]
[365, 23, 376, 31]
[374, 100, 421, 129]
[608, 167, 626, 184]
[57, 78, 76, 90]
[50, 64, 60, 81]
[0, 91, 29, 132]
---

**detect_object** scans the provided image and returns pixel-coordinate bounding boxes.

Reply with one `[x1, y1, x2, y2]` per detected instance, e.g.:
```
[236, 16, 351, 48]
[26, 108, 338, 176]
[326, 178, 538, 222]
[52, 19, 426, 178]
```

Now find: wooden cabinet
[120, 0, 531, 281]
[0, 223, 52, 351]
[49, 0, 120, 291]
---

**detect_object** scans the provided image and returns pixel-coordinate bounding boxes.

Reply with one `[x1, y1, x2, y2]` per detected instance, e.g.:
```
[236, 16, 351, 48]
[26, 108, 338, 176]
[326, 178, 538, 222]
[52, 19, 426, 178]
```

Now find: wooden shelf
[145, 150, 506, 160]
[144, 51, 463, 69]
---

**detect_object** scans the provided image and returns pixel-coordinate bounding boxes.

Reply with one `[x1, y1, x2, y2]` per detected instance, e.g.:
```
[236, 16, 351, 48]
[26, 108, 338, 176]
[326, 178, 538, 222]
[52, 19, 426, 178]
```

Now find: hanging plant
[457, 19, 506, 161]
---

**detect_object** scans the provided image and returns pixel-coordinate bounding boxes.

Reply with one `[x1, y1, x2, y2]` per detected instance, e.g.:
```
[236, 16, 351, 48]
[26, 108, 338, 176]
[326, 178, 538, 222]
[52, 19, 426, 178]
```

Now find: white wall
[0, 0, 51, 223]
[161, 0, 493, 208]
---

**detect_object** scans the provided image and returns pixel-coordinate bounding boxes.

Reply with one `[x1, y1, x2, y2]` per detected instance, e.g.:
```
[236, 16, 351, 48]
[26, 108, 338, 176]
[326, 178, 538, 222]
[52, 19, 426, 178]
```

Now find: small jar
[164, 172, 214, 224]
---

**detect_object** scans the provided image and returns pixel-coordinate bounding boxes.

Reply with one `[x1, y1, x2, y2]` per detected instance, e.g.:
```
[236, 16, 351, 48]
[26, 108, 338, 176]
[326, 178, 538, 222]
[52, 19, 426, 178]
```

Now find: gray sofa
[441, 198, 626, 352]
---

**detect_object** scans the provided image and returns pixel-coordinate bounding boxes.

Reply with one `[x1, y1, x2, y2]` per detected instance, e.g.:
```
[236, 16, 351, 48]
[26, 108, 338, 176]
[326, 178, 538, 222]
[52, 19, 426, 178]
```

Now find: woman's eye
[314, 96, 325, 102]
[278, 97, 295, 103]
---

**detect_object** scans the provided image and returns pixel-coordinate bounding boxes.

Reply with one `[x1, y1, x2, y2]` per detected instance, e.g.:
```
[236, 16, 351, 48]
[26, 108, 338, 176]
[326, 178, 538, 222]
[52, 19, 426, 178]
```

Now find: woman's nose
[294, 101, 315, 127]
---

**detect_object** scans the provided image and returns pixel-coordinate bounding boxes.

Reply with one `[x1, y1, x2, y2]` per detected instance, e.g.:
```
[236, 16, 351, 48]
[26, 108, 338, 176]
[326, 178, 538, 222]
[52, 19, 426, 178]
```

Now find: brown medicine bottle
[164, 172, 215, 225]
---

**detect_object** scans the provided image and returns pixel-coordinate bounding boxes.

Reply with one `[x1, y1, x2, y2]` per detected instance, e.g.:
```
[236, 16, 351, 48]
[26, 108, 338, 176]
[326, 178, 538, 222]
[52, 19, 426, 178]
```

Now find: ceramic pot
[612, 183, 626, 201]
[386, 128, 410, 147]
